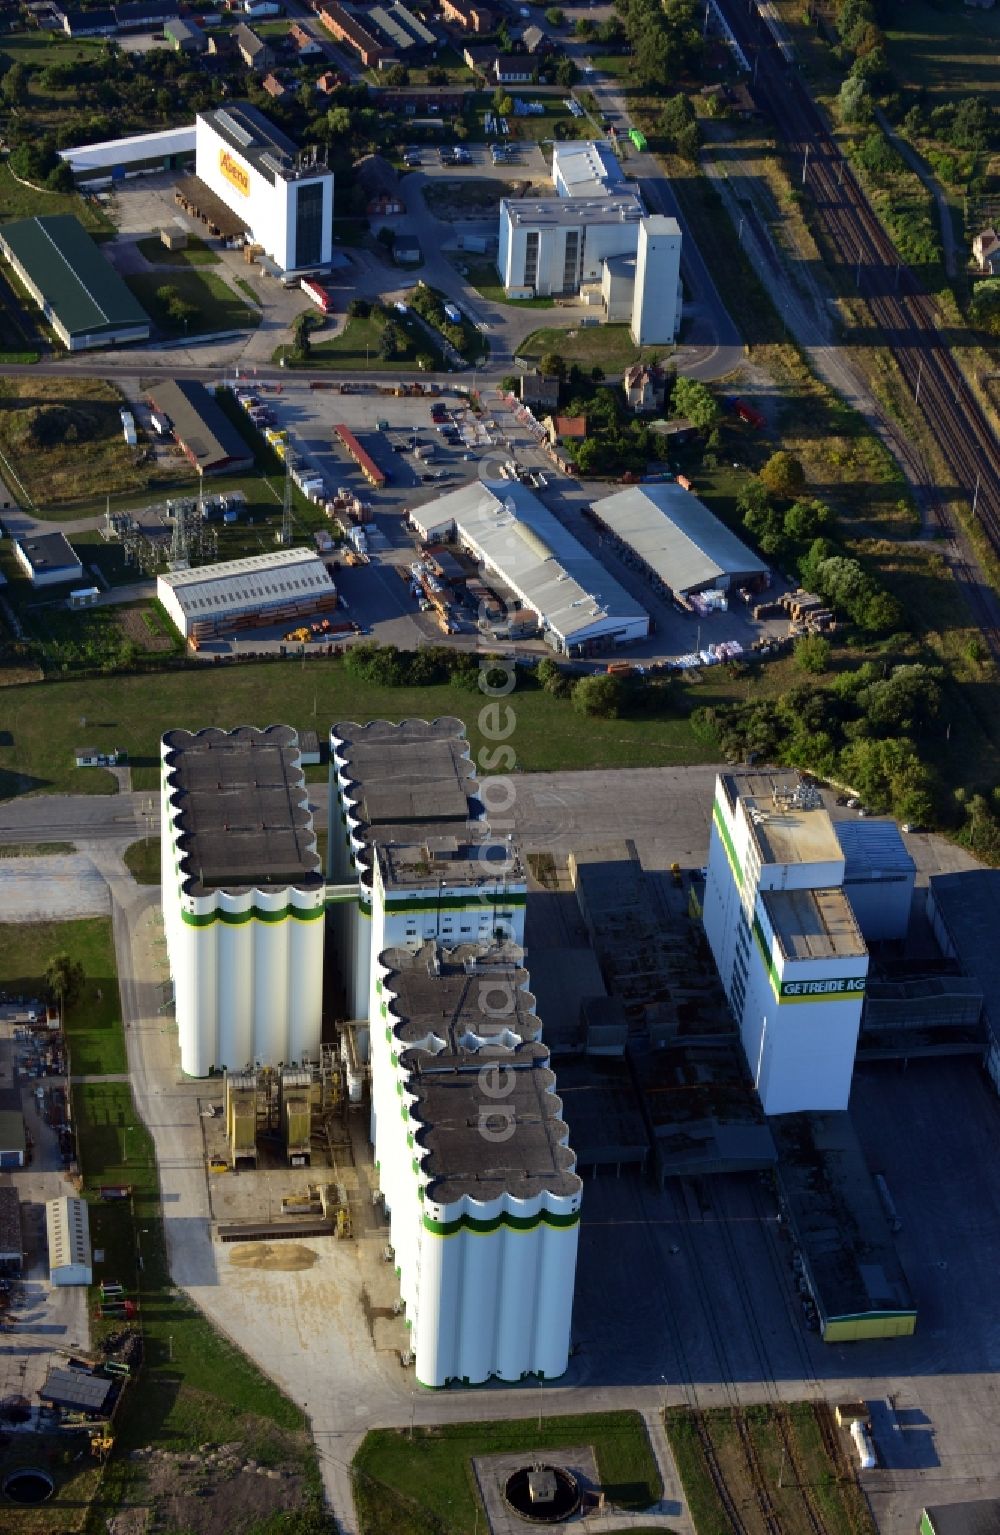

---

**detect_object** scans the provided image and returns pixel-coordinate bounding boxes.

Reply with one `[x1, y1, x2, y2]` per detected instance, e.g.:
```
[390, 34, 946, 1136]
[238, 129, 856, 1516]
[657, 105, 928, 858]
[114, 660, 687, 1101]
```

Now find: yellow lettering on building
[220, 150, 250, 197]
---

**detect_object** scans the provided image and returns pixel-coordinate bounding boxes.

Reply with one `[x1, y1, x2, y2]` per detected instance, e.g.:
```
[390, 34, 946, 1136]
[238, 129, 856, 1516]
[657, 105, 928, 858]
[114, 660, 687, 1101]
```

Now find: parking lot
[214, 381, 794, 667]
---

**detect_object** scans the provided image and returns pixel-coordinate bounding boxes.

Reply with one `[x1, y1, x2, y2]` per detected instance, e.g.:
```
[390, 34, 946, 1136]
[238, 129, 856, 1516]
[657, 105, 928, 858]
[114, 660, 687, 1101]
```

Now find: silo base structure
[161, 726, 326, 1077]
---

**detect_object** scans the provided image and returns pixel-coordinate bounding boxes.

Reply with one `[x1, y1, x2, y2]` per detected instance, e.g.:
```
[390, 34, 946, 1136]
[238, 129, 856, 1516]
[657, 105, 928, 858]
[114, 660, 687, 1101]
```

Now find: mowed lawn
[124, 269, 259, 337]
[354, 1412, 662, 1535]
[517, 324, 669, 371]
[0, 917, 125, 1074]
[882, 0, 1000, 97]
[0, 660, 716, 800]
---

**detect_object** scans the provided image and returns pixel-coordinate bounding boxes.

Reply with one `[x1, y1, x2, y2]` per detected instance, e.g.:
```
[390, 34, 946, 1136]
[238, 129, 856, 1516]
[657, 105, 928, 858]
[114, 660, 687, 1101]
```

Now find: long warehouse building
[0, 214, 150, 351]
[410, 480, 649, 653]
[161, 726, 326, 1076]
[591, 483, 768, 600]
[327, 716, 580, 1388]
[150, 379, 255, 476]
[157, 548, 338, 641]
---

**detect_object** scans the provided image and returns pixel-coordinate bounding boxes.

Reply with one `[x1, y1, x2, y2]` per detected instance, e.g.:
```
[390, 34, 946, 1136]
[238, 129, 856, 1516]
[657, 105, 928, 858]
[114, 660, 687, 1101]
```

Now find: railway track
[715, 0, 1000, 655]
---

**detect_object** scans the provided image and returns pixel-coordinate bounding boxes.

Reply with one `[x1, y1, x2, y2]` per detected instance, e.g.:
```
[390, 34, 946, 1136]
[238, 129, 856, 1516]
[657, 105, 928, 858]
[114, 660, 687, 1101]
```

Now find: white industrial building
[833, 820, 915, 944]
[409, 480, 649, 653]
[58, 124, 196, 187]
[590, 482, 768, 600]
[551, 139, 625, 199]
[195, 104, 334, 274]
[14, 532, 83, 589]
[326, 717, 580, 1388]
[46, 1195, 92, 1286]
[703, 772, 869, 1116]
[497, 138, 682, 343]
[156, 548, 337, 641]
[161, 726, 325, 1077]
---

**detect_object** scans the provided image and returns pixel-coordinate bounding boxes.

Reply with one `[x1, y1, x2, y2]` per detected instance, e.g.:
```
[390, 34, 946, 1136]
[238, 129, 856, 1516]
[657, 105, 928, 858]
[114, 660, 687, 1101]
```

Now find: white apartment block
[703, 772, 868, 1116]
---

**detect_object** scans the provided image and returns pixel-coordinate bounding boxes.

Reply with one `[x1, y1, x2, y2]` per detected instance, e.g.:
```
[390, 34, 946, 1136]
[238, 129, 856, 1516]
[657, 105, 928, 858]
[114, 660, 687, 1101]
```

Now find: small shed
[0, 1184, 24, 1274]
[46, 1195, 92, 1286]
[160, 226, 188, 251]
[39, 1367, 114, 1417]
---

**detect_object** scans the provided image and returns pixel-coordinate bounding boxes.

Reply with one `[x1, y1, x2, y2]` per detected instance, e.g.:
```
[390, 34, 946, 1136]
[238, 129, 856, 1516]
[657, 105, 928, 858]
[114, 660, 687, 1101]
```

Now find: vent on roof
[217, 109, 254, 147]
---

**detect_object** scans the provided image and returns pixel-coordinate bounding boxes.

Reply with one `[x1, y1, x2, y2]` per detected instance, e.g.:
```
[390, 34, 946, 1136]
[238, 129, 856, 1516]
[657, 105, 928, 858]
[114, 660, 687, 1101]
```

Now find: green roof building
[921, 1503, 1000, 1535]
[0, 214, 150, 351]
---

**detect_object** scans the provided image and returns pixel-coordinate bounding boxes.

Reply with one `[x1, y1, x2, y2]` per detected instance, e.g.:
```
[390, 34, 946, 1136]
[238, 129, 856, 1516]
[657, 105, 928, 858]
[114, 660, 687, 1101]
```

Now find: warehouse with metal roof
[157, 547, 338, 640]
[58, 124, 196, 185]
[149, 380, 254, 476]
[0, 214, 150, 351]
[833, 818, 915, 943]
[590, 482, 768, 600]
[410, 480, 649, 653]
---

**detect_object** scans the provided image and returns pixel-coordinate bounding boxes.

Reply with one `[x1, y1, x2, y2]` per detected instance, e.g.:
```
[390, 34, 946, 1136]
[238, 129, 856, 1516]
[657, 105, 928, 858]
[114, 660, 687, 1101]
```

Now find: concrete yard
[0, 853, 110, 922]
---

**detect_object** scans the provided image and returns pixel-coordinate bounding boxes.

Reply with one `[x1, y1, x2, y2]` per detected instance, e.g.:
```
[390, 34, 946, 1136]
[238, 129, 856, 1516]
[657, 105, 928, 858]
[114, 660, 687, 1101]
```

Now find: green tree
[347, 297, 371, 318]
[545, 7, 564, 24]
[794, 634, 832, 675]
[379, 320, 401, 360]
[575, 17, 596, 39]
[857, 663, 941, 733]
[784, 498, 828, 542]
[292, 311, 313, 361]
[759, 450, 806, 500]
[554, 56, 577, 87]
[672, 375, 719, 430]
[325, 105, 352, 137]
[536, 656, 570, 696]
[45, 952, 86, 1014]
[572, 672, 624, 718]
[2, 62, 29, 107]
[837, 74, 871, 125]
[539, 351, 565, 378]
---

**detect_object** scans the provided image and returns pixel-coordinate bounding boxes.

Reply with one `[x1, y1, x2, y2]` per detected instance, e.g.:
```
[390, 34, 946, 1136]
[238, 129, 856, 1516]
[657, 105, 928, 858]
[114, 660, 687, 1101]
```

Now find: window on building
[524, 230, 539, 288]
[294, 181, 325, 269]
[562, 229, 579, 293]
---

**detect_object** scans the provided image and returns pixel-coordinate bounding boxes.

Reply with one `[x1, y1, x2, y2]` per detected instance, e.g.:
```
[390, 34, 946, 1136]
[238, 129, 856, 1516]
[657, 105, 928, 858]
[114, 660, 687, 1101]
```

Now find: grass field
[123, 837, 160, 884]
[882, 0, 1000, 99]
[666, 1404, 877, 1535]
[0, 659, 717, 801]
[0, 164, 113, 235]
[124, 269, 259, 338]
[297, 311, 444, 372]
[354, 1412, 662, 1535]
[517, 323, 669, 372]
[0, 375, 176, 508]
[135, 233, 221, 268]
[0, 917, 125, 1074]
[72, 1078, 325, 1532]
[452, 256, 554, 308]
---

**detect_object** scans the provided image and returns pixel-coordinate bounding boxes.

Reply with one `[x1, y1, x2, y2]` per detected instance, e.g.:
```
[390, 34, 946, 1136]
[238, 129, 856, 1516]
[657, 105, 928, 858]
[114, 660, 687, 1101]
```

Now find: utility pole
[915, 356, 923, 407]
[972, 471, 981, 519]
[278, 451, 294, 546]
[801, 144, 809, 186]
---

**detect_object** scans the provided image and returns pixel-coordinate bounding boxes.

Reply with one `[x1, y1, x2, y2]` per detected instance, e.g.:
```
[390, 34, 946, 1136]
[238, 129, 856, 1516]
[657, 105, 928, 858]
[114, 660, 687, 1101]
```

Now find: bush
[572, 672, 623, 718]
[794, 634, 832, 675]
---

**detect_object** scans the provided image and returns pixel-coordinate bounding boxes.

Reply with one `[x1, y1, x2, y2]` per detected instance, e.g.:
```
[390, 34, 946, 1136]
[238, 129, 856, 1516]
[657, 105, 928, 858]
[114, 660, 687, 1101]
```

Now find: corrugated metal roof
[0, 215, 149, 339]
[591, 483, 767, 595]
[552, 139, 624, 198]
[411, 480, 648, 646]
[40, 1368, 113, 1412]
[158, 547, 334, 618]
[834, 818, 915, 879]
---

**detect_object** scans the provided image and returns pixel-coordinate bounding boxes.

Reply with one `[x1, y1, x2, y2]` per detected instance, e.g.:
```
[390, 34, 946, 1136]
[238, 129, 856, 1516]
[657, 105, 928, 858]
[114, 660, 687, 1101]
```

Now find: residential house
[519, 371, 560, 410]
[114, 0, 178, 27]
[973, 227, 1000, 274]
[355, 153, 404, 215]
[462, 41, 493, 73]
[164, 16, 207, 51]
[543, 413, 588, 445]
[623, 362, 666, 413]
[62, 7, 116, 35]
[289, 20, 323, 53]
[235, 22, 273, 70]
[316, 69, 344, 92]
[262, 70, 287, 98]
[441, 0, 492, 31]
[318, 3, 384, 67]
[493, 54, 533, 84]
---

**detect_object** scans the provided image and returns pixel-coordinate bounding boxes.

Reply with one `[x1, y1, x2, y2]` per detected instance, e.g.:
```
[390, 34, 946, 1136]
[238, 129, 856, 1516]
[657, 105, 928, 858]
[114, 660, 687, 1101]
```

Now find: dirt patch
[423, 178, 525, 220]
[124, 1441, 308, 1535]
[228, 1242, 319, 1273]
[116, 606, 173, 652]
